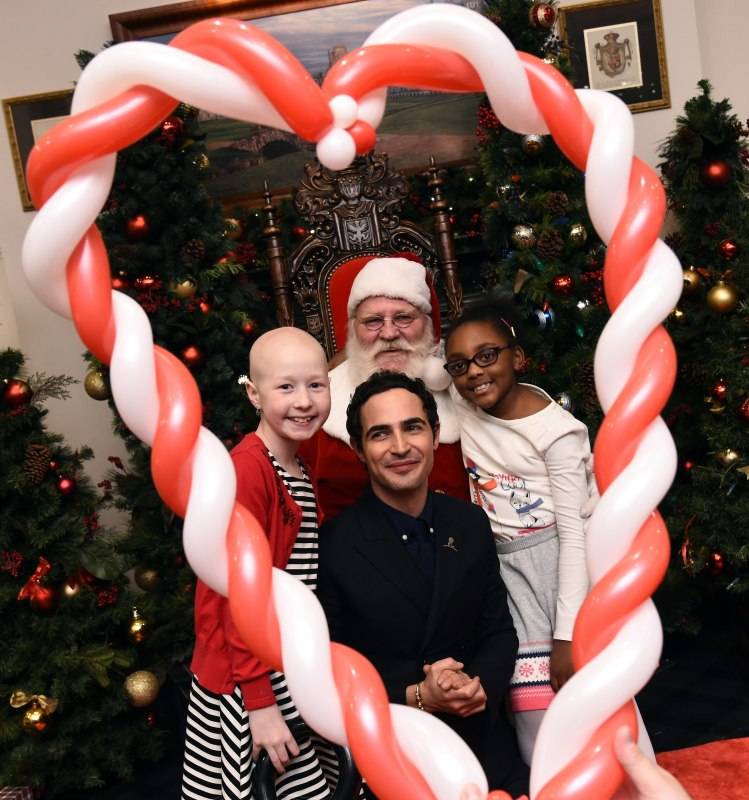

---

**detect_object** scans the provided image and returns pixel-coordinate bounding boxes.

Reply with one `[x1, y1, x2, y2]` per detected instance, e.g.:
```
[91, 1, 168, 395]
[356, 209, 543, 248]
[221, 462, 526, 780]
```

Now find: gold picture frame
[558, 0, 670, 114]
[3, 89, 74, 211]
[109, 0, 483, 203]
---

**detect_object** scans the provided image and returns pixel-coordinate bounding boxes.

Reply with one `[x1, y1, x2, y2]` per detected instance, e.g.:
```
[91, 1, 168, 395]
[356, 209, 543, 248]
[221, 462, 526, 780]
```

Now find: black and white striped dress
[181, 454, 333, 800]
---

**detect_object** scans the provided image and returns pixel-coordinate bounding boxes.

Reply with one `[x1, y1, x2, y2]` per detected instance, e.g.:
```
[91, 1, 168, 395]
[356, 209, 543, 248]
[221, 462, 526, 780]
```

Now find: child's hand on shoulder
[550, 639, 575, 692]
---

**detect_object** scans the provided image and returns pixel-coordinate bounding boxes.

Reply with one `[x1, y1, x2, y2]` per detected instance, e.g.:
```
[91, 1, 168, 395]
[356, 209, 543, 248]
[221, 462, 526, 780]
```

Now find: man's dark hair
[346, 371, 439, 449]
[445, 297, 525, 350]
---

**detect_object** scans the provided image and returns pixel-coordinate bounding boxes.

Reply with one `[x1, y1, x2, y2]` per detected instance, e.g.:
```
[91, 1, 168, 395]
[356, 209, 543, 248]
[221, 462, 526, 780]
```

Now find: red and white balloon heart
[22, 5, 681, 799]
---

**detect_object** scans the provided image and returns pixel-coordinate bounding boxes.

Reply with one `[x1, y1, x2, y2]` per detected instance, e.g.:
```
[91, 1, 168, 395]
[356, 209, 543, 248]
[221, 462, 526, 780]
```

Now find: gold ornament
[715, 448, 740, 466]
[192, 153, 210, 171]
[706, 280, 739, 314]
[568, 223, 588, 247]
[124, 670, 160, 707]
[511, 224, 536, 249]
[669, 307, 686, 323]
[84, 369, 110, 401]
[134, 566, 160, 591]
[128, 606, 149, 644]
[10, 691, 58, 735]
[521, 134, 544, 155]
[171, 278, 198, 300]
[224, 217, 242, 240]
[682, 266, 702, 296]
[737, 466, 749, 480]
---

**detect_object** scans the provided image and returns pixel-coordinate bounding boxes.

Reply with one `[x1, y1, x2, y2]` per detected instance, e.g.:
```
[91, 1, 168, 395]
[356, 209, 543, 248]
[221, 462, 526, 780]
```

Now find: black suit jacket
[317, 490, 528, 794]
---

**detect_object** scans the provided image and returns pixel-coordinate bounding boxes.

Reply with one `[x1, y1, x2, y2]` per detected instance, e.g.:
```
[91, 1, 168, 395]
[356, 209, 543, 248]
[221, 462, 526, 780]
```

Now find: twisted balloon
[21, 5, 680, 799]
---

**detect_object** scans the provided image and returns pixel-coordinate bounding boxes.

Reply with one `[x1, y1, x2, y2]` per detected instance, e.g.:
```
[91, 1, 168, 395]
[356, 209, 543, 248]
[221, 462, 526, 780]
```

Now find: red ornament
[551, 274, 575, 295]
[683, 460, 694, 472]
[146, 710, 157, 728]
[739, 396, 749, 422]
[241, 319, 257, 336]
[719, 237, 739, 260]
[135, 274, 158, 290]
[30, 585, 59, 614]
[18, 557, 58, 613]
[199, 299, 212, 314]
[158, 114, 184, 145]
[292, 225, 309, 240]
[711, 378, 728, 402]
[48, 459, 60, 471]
[111, 275, 128, 290]
[699, 159, 731, 187]
[181, 345, 203, 368]
[708, 551, 725, 576]
[529, 2, 556, 28]
[57, 476, 76, 495]
[3, 378, 33, 408]
[126, 214, 150, 241]
[510, 174, 522, 184]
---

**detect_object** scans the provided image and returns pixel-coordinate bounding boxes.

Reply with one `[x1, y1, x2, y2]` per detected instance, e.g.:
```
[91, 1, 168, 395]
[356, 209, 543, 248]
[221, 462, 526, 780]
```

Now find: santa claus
[300, 256, 469, 518]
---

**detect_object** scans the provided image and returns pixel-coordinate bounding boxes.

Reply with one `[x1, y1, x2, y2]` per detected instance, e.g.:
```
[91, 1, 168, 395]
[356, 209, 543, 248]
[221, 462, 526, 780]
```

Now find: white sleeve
[544, 430, 590, 640]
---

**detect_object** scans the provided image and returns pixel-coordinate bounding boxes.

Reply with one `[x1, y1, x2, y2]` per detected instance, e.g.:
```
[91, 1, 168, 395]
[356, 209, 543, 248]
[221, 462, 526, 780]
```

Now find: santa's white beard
[344, 321, 451, 391]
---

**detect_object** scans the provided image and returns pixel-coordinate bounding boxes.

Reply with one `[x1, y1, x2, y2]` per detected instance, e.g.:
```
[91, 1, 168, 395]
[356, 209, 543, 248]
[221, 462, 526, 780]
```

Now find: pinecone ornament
[24, 443, 51, 485]
[545, 191, 570, 216]
[181, 238, 206, 263]
[536, 229, 565, 261]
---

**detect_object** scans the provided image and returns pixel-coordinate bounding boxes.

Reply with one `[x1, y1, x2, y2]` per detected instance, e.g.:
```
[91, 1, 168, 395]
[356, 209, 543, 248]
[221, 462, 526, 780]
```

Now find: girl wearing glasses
[443, 298, 593, 765]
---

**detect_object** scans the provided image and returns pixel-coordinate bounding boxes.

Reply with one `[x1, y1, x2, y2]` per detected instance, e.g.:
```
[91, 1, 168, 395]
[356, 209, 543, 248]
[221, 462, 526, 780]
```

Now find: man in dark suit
[316, 371, 528, 796]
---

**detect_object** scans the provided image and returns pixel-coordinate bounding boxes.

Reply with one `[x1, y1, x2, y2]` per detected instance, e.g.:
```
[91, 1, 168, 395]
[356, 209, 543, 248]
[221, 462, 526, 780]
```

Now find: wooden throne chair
[261, 151, 464, 358]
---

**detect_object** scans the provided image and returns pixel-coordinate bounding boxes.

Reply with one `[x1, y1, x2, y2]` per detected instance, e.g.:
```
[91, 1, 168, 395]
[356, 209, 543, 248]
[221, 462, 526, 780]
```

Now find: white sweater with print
[450, 383, 592, 640]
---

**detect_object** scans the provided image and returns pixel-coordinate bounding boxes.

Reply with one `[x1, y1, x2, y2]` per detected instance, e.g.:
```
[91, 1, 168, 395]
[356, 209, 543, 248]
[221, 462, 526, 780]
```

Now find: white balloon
[273, 570, 347, 744]
[72, 41, 291, 131]
[109, 291, 159, 446]
[577, 90, 634, 243]
[316, 127, 357, 170]
[531, 603, 662, 797]
[364, 3, 547, 135]
[328, 94, 359, 129]
[183, 427, 236, 595]
[21, 155, 115, 318]
[595, 242, 682, 412]
[391, 705, 487, 799]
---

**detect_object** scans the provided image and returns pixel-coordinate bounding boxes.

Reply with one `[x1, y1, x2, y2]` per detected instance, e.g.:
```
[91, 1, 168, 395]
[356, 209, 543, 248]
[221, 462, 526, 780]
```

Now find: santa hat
[346, 257, 432, 317]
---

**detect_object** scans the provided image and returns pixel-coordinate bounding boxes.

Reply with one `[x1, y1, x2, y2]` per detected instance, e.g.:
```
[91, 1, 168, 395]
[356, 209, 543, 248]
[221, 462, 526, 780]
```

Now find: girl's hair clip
[237, 374, 250, 386]
[499, 317, 517, 339]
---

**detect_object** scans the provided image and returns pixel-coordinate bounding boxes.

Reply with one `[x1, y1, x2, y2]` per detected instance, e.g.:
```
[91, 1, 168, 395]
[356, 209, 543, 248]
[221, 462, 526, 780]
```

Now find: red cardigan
[299, 431, 470, 520]
[190, 433, 322, 710]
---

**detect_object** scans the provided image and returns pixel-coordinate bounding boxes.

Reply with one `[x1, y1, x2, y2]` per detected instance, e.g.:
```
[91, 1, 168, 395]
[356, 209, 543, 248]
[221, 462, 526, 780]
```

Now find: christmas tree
[0, 349, 166, 796]
[477, 0, 607, 432]
[656, 81, 748, 637]
[74, 50, 275, 703]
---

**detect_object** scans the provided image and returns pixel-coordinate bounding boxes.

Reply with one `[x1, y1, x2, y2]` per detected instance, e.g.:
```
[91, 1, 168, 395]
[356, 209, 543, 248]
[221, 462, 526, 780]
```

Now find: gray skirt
[495, 527, 558, 713]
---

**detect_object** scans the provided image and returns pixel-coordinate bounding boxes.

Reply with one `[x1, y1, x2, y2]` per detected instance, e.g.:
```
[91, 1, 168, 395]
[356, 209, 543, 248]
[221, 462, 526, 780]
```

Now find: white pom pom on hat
[347, 257, 432, 317]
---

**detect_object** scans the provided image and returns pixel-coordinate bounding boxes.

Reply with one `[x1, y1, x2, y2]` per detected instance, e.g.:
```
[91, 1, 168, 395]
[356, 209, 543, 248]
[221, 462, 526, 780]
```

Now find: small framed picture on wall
[3, 89, 74, 211]
[558, 0, 670, 113]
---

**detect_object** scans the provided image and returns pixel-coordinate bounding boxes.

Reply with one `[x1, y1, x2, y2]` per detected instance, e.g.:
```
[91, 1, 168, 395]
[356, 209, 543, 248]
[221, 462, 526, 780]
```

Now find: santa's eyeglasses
[356, 312, 420, 331]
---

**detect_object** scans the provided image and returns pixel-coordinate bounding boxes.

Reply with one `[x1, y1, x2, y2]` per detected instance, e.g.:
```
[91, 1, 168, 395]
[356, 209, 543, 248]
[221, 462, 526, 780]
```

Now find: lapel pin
[444, 536, 458, 552]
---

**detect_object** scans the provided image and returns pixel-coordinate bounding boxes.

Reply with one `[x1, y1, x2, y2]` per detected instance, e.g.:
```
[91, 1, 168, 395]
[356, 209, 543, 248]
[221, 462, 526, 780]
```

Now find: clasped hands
[415, 657, 487, 717]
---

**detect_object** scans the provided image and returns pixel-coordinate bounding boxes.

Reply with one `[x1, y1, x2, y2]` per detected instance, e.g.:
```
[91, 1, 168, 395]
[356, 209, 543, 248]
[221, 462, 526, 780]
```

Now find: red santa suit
[300, 358, 469, 519]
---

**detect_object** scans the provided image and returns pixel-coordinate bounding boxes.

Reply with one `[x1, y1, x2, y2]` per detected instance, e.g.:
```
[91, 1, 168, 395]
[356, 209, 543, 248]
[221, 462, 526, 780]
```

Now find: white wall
[0, 0, 745, 491]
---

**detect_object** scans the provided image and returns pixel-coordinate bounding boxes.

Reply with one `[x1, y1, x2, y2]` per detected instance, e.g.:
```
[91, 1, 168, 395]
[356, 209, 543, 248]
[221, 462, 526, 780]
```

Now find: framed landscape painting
[111, 0, 485, 203]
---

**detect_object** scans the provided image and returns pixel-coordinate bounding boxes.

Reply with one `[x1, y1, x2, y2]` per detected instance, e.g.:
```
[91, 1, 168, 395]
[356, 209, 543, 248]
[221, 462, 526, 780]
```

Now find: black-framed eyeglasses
[443, 345, 513, 377]
[356, 312, 420, 331]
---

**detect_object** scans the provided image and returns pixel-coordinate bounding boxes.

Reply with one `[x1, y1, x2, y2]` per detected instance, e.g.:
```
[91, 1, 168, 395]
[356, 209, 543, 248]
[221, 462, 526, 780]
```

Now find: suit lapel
[353, 493, 432, 617]
[422, 495, 466, 649]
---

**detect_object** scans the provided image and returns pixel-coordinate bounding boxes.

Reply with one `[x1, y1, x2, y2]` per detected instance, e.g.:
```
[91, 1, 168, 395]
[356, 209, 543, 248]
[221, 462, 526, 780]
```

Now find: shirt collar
[367, 486, 433, 534]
